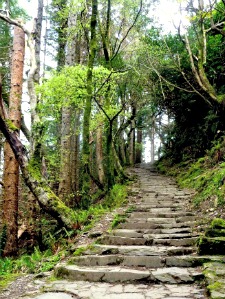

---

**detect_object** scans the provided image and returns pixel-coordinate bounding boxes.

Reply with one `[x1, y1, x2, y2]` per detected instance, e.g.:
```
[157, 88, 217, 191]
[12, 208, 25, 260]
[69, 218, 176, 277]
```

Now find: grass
[0, 181, 130, 291]
[0, 247, 64, 290]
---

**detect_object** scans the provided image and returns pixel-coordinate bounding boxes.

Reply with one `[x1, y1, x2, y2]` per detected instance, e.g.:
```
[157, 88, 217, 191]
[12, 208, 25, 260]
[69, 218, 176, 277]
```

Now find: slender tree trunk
[136, 128, 142, 163]
[96, 123, 105, 184]
[25, 0, 44, 252]
[58, 106, 72, 202]
[129, 120, 135, 165]
[150, 118, 155, 163]
[82, 0, 98, 206]
[71, 109, 81, 206]
[2, 26, 25, 256]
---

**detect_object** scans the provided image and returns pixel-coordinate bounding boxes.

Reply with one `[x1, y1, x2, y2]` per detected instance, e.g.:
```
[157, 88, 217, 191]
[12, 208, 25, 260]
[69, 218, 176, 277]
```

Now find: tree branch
[111, 0, 143, 62]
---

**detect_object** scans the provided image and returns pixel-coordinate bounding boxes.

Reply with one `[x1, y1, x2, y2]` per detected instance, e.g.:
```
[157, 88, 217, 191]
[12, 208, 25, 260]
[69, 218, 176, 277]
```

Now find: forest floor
[0, 164, 225, 299]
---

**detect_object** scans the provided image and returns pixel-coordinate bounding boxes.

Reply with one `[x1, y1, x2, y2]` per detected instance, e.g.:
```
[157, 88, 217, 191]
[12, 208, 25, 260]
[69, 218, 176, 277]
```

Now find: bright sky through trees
[18, 0, 189, 33]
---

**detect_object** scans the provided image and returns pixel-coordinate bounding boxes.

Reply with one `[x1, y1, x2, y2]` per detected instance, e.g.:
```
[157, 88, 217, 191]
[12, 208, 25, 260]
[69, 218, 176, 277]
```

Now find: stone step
[69, 254, 225, 268]
[133, 207, 183, 212]
[129, 211, 195, 218]
[127, 216, 197, 223]
[86, 244, 195, 256]
[99, 235, 198, 247]
[119, 221, 195, 230]
[111, 227, 193, 237]
[127, 217, 176, 224]
[135, 203, 186, 209]
[54, 264, 203, 284]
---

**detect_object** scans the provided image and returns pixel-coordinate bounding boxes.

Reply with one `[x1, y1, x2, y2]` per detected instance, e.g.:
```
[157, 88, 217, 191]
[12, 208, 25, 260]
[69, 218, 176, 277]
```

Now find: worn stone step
[127, 217, 176, 224]
[69, 254, 225, 269]
[99, 235, 198, 247]
[120, 221, 195, 230]
[130, 211, 195, 218]
[86, 244, 195, 256]
[54, 264, 203, 284]
[70, 254, 165, 268]
[133, 207, 183, 212]
[135, 204, 186, 210]
[127, 216, 197, 223]
[111, 227, 193, 238]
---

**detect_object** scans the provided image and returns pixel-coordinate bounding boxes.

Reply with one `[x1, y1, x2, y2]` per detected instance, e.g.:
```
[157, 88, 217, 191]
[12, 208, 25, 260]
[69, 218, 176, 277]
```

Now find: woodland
[0, 0, 225, 284]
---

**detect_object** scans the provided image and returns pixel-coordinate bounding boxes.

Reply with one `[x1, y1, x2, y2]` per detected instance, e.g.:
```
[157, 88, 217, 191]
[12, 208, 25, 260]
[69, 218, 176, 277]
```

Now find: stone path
[2, 164, 216, 298]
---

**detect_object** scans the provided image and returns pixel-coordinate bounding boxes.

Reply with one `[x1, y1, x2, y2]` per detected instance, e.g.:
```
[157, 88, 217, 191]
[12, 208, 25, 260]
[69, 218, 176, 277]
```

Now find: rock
[198, 236, 225, 255]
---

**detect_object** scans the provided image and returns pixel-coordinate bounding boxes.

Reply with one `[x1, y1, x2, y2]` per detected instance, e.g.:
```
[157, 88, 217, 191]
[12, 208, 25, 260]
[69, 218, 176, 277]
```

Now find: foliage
[104, 184, 128, 208]
[111, 213, 127, 229]
[0, 247, 63, 289]
[157, 138, 225, 206]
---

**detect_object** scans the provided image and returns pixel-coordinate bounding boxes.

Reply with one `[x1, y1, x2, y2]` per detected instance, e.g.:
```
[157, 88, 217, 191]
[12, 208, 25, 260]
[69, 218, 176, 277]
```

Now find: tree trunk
[96, 123, 105, 184]
[58, 106, 72, 202]
[71, 109, 81, 206]
[150, 118, 155, 163]
[0, 116, 78, 230]
[136, 128, 142, 163]
[82, 0, 98, 206]
[2, 25, 25, 256]
[128, 120, 135, 165]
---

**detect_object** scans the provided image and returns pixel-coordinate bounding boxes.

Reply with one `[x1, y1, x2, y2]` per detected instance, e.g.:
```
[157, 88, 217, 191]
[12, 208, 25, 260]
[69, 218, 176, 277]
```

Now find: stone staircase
[49, 166, 210, 298]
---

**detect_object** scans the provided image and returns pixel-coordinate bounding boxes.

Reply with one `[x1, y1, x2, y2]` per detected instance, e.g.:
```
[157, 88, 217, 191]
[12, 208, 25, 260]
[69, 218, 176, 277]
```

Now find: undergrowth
[0, 182, 129, 290]
[157, 138, 225, 206]
[0, 247, 62, 290]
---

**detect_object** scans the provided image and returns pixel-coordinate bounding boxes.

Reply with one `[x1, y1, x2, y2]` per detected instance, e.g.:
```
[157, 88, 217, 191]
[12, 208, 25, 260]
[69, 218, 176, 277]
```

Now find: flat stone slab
[55, 264, 153, 283]
[55, 264, 203, 284]
[28, 280, 206, 299]
[70, 254, 225, 269]
[130, 212, 195, 218]
[70, 254, 165, 268]
[32, 293, 76, 299]
[119, 221, 195, 230]
[89, 244, 195, 256]
[99, 235, 198, 247]
[151, 267, 203, 284]
[110, 228, 192, 237]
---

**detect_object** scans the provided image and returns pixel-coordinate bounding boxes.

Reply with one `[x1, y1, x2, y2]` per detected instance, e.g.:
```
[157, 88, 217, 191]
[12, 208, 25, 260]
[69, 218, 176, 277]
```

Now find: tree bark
[96, 123, 105, 184]
[2, 25, 25, 256]
[0, 116, 78, 230]
[82, 0, 98, 205]
[135, 128, 142, 163]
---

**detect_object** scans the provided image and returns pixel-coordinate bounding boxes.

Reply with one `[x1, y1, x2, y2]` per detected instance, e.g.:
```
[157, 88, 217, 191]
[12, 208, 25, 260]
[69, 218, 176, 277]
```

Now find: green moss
[207, 281, 223, 291]
[0, 274, 20, 291]
[211, 218, 225, 229]
[5, 119, 19, 131]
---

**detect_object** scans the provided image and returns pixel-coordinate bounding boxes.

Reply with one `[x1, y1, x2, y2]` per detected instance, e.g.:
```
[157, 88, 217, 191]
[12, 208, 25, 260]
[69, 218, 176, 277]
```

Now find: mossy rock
[205, 228, 225, 238]
[211, 218, 225, 230]
[198, 236, 225, 255]
[203, 262, 225, 299]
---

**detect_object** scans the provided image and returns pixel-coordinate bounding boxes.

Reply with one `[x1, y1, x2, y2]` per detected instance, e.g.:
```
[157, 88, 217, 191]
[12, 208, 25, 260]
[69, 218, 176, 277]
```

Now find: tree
[2, 25, 25, 256]
[181, 0, 225, 105]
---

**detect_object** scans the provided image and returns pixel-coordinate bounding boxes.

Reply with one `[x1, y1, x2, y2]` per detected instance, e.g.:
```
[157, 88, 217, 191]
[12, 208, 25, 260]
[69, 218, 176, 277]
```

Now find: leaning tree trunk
[2, 25, 25, 256]
[0, 115, 78, 230]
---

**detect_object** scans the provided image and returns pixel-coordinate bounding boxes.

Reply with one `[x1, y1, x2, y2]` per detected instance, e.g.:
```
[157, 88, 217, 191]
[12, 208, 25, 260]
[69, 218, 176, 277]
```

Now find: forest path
[0, 164, 214, 298]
